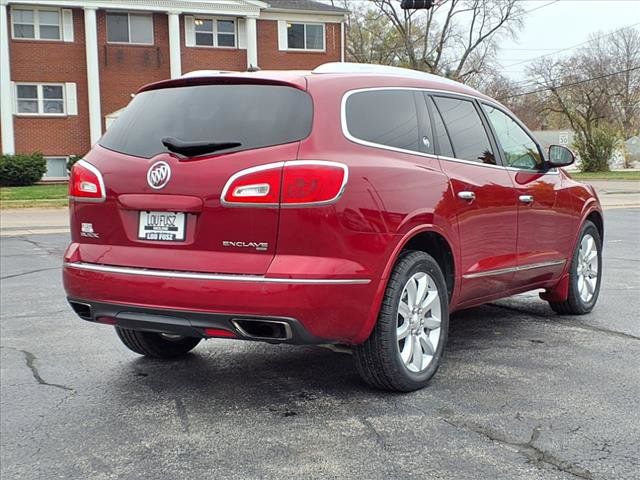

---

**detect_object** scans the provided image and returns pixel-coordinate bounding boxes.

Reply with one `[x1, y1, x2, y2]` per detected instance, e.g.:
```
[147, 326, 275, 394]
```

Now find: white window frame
[192, 16, 237, 49]
[106, 11, 154, 46]
[286, 22, 325, 52]
[43, 156, 70, 180]
[15, 83, 66, 117]
[10, 6, 62, 41]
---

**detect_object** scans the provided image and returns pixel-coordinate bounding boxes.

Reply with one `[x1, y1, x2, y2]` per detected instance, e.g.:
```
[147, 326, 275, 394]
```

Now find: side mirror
[547, 145, 575, 167]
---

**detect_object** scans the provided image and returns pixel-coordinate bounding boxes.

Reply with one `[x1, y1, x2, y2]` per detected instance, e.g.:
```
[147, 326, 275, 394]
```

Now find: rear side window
[426, 96, 454, 158]
[100, 84, 313, 158]
[345, 90, 420, 153]
[432, 96, 496, 165]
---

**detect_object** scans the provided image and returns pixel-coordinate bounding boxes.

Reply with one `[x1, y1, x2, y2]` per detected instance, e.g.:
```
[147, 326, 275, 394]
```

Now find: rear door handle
[458, 191, 476, 201]
[519, 195, 534, 204]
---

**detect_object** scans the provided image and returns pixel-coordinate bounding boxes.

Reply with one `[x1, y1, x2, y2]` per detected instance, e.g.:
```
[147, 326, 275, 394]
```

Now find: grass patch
[0, 184, 68, 209]
[570, 171, 640, 180]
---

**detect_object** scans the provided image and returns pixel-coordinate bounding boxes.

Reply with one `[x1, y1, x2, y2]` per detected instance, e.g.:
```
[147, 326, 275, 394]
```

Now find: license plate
[138, 211, 186, 242]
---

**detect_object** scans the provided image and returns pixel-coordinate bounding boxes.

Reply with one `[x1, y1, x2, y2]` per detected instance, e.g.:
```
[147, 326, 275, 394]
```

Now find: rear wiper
[161, 137, 241, 157]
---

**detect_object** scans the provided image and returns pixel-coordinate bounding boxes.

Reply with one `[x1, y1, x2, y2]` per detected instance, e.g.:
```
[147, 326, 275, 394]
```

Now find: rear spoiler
[138, 72, 308, 94]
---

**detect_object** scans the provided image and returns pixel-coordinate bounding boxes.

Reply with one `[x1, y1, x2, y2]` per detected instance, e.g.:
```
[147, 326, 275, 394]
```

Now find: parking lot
[1, 208, 638, 480]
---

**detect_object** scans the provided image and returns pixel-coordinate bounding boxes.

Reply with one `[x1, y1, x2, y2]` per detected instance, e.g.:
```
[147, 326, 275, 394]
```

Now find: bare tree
[368, 0, 524, 80]
[346, 4, 406, 65]
[591, 28, 640, 137]
[525, 28, 640, 171]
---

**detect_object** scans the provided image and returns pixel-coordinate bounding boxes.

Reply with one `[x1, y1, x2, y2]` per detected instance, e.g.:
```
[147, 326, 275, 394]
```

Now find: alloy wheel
[576, 233, 599, 303]
[397, 272, 442, 373]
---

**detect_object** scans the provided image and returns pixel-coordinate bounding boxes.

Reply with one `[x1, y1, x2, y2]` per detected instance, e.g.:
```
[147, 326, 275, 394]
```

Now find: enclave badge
[147, 161, 171, 189]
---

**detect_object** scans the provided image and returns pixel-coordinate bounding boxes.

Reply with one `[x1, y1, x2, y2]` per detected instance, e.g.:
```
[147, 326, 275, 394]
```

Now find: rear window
[99, 84, 313, 158]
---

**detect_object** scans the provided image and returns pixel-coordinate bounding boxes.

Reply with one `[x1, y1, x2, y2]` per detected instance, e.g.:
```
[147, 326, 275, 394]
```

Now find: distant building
[0, 0, 347, 179]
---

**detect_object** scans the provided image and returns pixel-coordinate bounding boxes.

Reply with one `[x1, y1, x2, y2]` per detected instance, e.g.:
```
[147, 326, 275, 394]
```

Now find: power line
[499, 65, 640, 100]
[497, 22, 640, 69]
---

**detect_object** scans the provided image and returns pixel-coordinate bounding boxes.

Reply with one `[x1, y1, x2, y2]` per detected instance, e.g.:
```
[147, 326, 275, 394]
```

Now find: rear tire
[549, 220, 602, 315]
[115, 327, 201, 358]
[354, 250, 449, 392]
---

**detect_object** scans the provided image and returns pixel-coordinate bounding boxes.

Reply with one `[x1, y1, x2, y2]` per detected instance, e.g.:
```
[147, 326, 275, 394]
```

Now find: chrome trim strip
[462, 259, 566, 279]
[64, 262, 371, 285]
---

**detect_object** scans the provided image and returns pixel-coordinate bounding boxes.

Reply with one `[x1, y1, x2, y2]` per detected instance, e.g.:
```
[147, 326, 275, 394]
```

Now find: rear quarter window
[344, 90, 421, 153]
[100, 84, 313, 158]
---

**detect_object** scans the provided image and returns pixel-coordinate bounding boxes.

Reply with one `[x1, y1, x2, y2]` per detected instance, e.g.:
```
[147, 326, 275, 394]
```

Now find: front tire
[115, 327, 201, 358]
[549, 220, 602, 315]
[354, 251, 449, 392]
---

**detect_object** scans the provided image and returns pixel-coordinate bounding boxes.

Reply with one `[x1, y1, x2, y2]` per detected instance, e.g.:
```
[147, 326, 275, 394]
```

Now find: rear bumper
[63, 262, 377, 344]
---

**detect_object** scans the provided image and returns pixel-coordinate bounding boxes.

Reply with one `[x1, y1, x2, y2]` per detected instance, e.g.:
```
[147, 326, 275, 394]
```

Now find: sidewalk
[1, 181, 638, 237]
[588, 180, 640, 209]
[0, 208, 69, 236]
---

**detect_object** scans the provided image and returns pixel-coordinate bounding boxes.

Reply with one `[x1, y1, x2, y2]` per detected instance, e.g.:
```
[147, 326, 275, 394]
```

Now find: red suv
[63, 63, 603, 391]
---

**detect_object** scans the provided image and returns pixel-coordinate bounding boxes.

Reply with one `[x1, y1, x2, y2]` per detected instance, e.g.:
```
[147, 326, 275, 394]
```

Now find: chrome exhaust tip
[231, 319, 293, 341]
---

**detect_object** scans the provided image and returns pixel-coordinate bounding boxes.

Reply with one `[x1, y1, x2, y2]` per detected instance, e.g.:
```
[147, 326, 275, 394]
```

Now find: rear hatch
[70, 78, 312, 275]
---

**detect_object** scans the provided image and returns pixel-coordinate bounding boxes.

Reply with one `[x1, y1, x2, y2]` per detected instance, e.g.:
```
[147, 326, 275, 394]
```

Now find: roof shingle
[266, 0, 348, 14]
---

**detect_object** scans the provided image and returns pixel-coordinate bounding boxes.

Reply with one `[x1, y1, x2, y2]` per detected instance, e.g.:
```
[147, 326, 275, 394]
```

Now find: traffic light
[400, 0, 435, 9]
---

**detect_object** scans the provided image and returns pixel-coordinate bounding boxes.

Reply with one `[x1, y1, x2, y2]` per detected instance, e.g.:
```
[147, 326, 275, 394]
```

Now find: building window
[287, 22, 324, 51]
[16, 84, 65, 115]
[44, 157, 69, 179]
[11, 7, 61, 40]
[194, 18, 236, 47]
[107, 12, 154, 45]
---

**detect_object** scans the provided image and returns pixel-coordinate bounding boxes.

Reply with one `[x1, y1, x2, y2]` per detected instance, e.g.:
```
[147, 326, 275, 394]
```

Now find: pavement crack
[174, 398, 190, 433]
[488, 303, 640, 341]
[0, 346, 74, 392]
[1, 267, 59, 280]
[12, 236, 63, 258]
[359, 417, 386, 450]
[440, 414, 593, 479]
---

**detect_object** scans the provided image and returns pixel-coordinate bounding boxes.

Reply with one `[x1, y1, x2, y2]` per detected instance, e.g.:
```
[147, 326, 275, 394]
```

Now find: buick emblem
[147, 161, 171, 189]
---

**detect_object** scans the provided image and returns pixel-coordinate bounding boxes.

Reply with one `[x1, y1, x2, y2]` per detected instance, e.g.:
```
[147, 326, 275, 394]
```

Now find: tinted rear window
[100, 84, 313, 158]
[432, 96, 496, 165]
[345, 90, 420, 152]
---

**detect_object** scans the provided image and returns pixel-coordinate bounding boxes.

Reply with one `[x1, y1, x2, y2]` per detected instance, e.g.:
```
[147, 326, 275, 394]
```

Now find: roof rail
[312, 62, 463, 87]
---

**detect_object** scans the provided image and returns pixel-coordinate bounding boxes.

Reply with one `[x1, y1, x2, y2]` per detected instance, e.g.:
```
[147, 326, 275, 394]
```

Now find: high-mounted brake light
[221, 161, 347, 207]
[69, 160, 106, 202]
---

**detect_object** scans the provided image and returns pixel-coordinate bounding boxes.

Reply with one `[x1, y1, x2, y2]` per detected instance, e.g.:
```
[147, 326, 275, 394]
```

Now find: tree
[365, 0, 524, 81]
[525, 27, 640, 171]
[591, 28, 640, 138]
[346, 4, 406, 65]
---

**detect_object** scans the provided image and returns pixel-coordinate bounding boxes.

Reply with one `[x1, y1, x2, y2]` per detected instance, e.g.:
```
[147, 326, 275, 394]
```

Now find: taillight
[69, 160, 106, 202]
[221, 161, 347, 207]
[221, 163, 283, 206]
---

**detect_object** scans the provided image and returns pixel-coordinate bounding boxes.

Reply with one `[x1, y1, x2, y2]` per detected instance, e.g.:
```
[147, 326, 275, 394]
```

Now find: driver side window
[482, 104, 542, 170]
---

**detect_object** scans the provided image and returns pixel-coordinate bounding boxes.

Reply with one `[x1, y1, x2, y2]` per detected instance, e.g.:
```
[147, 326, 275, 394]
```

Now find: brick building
[0, 0, 347, 179]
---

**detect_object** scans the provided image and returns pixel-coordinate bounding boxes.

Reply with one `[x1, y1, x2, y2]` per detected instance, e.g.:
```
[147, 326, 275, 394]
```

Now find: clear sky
[496, 0, 640, 80]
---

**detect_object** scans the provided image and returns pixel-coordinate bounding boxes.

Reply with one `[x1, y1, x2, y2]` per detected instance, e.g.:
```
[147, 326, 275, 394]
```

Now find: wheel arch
[353, 225, 457, 344]
[541, 204, 604, 303]
[586, 209, 604, 242]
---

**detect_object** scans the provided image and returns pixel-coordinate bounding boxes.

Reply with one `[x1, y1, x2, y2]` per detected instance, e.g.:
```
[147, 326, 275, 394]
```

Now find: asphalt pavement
[1, 209, 639, 480]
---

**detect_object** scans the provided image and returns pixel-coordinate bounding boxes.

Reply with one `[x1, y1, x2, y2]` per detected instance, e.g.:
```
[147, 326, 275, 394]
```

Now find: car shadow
[97, 299, 551, 417]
